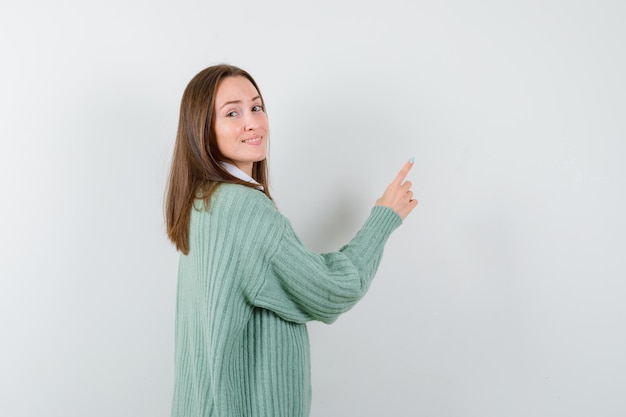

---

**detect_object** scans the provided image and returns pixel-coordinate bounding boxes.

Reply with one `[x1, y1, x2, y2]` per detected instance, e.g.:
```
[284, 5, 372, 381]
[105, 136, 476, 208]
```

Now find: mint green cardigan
[171, 184, 402, 417]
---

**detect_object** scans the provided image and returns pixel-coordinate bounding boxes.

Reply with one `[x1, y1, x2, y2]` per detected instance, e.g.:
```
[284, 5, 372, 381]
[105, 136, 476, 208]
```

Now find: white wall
[1, 1, 625, 416]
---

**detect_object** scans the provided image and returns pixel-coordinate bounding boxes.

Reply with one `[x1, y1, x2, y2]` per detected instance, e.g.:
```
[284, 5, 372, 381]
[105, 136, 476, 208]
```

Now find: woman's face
[213, 76, 268, 176]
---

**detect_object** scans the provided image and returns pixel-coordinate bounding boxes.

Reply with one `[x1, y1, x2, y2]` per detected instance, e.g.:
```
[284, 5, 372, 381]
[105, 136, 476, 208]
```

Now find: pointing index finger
[394, 157, 415, 185]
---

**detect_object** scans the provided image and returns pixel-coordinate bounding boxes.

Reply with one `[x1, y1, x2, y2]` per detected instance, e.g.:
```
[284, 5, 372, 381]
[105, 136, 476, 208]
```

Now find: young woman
[165, 64, 418, 417]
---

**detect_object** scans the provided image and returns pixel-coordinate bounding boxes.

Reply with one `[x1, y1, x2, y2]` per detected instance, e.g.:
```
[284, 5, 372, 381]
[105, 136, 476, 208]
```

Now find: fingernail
[409, 157, 415, 164]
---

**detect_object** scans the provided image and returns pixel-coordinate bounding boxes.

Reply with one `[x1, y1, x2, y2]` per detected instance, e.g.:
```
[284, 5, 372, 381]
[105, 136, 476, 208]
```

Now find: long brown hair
[165, 64, 272, 254]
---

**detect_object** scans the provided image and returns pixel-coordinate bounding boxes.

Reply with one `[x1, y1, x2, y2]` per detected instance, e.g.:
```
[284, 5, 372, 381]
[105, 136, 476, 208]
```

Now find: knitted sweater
[171, 183, 402, 417]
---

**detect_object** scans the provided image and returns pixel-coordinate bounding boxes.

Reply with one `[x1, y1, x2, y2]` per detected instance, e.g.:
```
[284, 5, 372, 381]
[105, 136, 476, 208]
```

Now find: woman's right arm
[253, 160, 418, 324]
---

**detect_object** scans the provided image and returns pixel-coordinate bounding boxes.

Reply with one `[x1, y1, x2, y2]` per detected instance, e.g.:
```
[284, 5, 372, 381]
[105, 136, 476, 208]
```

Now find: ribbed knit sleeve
[254, 205, 402, 324]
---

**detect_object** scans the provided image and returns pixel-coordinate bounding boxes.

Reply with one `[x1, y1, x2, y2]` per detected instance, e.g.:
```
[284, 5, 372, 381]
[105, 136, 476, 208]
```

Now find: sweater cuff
[368, 205, 403, 236]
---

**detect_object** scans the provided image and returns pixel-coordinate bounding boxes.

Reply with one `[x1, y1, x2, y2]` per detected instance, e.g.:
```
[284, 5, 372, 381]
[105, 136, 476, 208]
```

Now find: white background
[1, 1, 625, 416]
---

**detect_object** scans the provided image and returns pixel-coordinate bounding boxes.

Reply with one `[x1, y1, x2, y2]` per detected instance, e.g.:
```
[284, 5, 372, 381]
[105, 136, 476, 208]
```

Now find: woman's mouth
[242, 137, 262, 144]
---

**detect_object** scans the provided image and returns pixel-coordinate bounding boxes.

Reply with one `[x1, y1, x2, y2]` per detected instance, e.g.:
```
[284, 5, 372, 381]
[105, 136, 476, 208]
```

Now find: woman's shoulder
[214, 183, 273, 205]
[192, 183, 286, 241]
[194, 183, 278, 220]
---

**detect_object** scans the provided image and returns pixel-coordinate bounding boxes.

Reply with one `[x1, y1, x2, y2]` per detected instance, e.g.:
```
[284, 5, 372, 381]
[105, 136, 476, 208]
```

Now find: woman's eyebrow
[220, 96, 261, 110]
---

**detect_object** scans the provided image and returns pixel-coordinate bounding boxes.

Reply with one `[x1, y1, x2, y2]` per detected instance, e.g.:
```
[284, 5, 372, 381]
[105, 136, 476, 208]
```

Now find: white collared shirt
[220, 162, 264, 191]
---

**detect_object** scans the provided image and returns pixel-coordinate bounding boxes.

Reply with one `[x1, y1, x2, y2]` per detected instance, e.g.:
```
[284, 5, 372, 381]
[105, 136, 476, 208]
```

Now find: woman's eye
[226, 111, 238, 117]
[252, 105, 263, 112]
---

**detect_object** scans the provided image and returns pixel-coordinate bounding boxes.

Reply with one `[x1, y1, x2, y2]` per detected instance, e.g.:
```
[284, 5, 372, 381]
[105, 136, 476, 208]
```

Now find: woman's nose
[244, 113, 258, 130]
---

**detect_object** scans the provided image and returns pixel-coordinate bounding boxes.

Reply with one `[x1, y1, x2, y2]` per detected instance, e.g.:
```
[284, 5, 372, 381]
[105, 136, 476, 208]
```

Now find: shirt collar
[220, 162, 264, 191]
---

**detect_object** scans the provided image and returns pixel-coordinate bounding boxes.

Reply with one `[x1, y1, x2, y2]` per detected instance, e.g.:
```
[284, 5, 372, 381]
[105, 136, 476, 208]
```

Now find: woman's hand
[375, 159, 418, 220]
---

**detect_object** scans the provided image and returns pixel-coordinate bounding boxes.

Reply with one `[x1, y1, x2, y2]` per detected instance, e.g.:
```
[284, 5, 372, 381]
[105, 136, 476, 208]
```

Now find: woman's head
[212, 74, 269, 176]
[176, 64, 269, 181]
[166, 64, 272, 254]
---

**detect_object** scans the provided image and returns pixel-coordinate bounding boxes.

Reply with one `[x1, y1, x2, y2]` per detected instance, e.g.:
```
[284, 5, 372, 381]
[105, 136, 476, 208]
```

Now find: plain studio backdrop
[1, 0, 625, 416]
